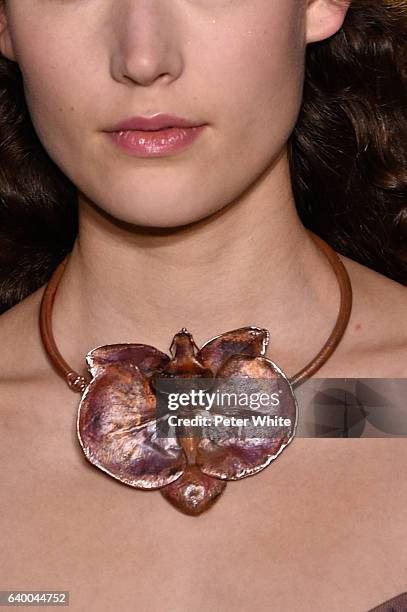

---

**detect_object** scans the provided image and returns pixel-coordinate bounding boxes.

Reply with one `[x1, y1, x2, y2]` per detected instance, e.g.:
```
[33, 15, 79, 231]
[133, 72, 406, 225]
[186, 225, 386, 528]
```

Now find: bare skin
[1, 254, 407, 612]
[0, 0, 406, 610]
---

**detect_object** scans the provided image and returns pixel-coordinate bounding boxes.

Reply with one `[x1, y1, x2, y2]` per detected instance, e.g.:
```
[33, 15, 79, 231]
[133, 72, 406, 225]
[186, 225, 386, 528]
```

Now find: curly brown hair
[0, 0, 406, 314]
[289, 0, 407, 281]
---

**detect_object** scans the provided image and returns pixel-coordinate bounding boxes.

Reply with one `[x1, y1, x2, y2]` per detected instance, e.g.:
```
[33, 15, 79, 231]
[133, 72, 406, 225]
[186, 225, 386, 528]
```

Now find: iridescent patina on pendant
[77, 326, 298, 516]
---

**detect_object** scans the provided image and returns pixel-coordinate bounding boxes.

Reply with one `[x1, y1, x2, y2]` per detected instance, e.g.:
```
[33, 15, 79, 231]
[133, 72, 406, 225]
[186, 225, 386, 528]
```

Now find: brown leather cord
[290, 230, 353, 387]
[38, 253, 89, 393]
[39, 229, 352, 393]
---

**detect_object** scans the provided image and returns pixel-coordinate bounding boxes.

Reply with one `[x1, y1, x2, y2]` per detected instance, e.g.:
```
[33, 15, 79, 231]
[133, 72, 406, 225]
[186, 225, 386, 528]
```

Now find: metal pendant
[77, 326, 298, 516]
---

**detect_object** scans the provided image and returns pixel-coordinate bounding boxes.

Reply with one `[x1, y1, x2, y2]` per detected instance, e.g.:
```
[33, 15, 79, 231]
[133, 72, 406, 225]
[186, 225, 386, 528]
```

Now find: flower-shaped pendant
[77, 326, 298, 516]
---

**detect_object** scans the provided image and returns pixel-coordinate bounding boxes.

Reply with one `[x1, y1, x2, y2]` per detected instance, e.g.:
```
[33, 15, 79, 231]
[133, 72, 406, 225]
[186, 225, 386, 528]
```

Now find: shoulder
[328, 254, 407, 377]
[0, 285, 77, 441]
[0, 285, 49, 383]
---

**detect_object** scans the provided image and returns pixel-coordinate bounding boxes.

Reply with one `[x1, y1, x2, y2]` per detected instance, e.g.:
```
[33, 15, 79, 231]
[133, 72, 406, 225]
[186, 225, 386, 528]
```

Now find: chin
[101, 200, 219, 230]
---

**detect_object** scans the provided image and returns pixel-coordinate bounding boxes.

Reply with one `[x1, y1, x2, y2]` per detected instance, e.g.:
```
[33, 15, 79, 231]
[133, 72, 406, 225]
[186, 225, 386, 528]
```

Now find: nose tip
[112, 53, 172, 87]
[110, 7, 183, 88]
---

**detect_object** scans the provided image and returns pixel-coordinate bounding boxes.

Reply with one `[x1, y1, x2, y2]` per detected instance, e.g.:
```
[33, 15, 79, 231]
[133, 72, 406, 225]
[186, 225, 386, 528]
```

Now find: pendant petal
[160, 465, 227, 516]
[77, 361, 186, 488]
[196, 326, 269, 375]
[86, 343, 170, 378]
[196, 354, 297, 479]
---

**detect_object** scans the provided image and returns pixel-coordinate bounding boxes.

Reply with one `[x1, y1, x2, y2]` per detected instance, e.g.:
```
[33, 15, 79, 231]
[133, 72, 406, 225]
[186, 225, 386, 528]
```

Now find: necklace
[39, 229, 352, 516]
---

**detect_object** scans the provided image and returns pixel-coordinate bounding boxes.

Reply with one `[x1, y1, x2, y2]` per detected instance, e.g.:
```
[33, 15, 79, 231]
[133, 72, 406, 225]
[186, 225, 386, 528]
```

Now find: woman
[0, 0, 406, 610]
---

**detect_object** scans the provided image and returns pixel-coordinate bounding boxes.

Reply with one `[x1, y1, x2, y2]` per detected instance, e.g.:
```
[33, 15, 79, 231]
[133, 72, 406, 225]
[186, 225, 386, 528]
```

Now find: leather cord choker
[39, 229, 352, 516]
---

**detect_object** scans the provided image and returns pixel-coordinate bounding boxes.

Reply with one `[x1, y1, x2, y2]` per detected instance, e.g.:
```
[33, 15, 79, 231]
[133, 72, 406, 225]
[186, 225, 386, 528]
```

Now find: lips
[106, 125, 206, 157]
[105, 113, 206, 157]
[106, 113, 204, 133]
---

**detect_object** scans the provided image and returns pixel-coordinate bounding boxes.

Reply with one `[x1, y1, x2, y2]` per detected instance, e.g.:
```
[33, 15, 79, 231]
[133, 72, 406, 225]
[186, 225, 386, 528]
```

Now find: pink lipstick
[105, 114, 206, 157]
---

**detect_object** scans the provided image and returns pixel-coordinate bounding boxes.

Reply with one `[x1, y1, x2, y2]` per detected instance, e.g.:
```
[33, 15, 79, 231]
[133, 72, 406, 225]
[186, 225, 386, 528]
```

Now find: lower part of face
[7, 0, 306, 228]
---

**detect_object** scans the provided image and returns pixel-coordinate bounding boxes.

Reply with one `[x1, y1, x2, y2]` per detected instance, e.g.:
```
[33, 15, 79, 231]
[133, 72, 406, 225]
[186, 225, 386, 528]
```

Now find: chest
[0, 382, 407, 612]
[2, 399, 407, 612]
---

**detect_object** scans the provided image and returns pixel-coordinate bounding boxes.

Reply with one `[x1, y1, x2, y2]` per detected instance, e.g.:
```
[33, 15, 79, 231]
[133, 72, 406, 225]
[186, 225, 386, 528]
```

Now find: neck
[50, 150, 342, 379]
